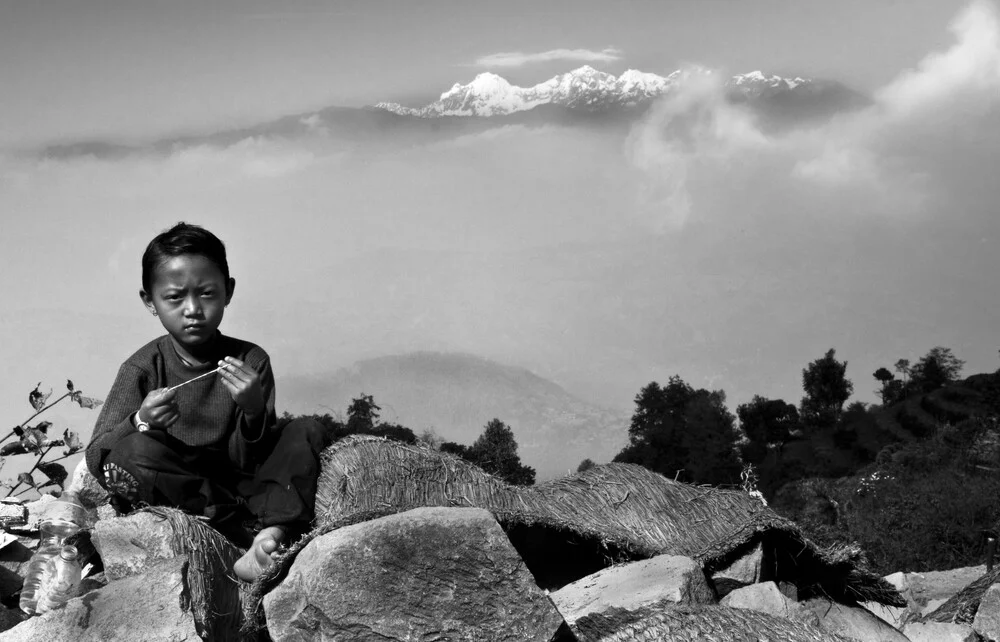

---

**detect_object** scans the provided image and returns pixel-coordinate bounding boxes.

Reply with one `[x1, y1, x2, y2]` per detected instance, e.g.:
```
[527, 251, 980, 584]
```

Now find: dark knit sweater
[85, 333, 277, 479]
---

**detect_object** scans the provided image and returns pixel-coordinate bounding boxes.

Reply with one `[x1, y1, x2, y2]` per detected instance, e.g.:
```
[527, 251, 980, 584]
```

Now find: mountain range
[374, 66, 839, 118]
[39, 66, 868, 158]
[277, 352, 629, 480]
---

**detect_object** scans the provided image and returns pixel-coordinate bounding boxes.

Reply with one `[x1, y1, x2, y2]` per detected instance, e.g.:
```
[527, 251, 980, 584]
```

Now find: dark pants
[99, 418, 328, 547]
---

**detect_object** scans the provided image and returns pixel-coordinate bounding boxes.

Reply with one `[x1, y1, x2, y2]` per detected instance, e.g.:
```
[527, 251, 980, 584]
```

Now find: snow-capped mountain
[375, 66, 822, 118]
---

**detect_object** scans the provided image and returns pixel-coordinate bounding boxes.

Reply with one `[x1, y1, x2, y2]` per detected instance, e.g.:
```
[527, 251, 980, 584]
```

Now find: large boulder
[264, 506, 564, 641]
[551, 554, 713, 628]
[92, 508, 246, 641]
[64, 460, 109, 509]
[973, 584, 1000, 641]
[0, 556, 199, 642]
[711, 541, 766, 596]
[799, 597, 910, 641]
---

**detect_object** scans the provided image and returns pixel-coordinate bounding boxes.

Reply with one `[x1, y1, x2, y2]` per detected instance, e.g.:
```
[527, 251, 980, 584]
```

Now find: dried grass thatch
[138, 507, 252, 642]
[573, 602, 853, 642]
[921, 566, 1000, 625]
[241, 436, 903, 635]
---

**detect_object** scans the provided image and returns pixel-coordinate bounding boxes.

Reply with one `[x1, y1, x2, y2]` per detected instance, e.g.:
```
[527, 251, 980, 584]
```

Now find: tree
[737, 396, 799, 447]
[801, 349, 853, 428]
[615, 376, 742, 486]
[346, 393, 381, 433]
[873, 367, 895, 405]
[910, 347, 965, 394]
[468, 419, 536, 486]
[681, 390, 743, 485]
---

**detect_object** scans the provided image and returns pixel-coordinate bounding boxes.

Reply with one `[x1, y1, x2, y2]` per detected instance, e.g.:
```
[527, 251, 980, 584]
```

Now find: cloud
[473, 47, 622, 68]
[624, 0, 1000, 231]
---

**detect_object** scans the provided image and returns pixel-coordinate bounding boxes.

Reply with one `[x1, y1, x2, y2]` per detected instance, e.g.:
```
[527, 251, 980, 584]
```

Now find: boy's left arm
[220, 355, 278, 446]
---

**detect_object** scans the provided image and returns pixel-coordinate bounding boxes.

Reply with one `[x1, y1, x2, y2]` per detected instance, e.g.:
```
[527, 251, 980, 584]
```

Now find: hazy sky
[0, 0, 966, 146]
[2, 0, 999, 479]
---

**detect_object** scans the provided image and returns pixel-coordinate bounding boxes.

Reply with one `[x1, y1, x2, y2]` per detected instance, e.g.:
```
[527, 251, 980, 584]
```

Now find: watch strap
[134, 411, 150, 433]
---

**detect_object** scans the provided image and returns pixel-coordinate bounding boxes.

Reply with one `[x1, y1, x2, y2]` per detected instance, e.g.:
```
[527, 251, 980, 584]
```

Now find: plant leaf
[0, 443, 28, 456]
[37, 462, 68, 487]
[17, 472, 35, 488]
[62, 430, 84, 456]
[66, 379, 75, 392]
[20, 427, 46, 451]
[28, 384, 51, 412]
[73, 394, 103, 410]
[34, 421, 52, 435]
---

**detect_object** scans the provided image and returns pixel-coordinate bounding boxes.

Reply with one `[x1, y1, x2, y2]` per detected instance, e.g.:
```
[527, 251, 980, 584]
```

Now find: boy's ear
[139, 290, 156, 316]
[225, 278, 236, 306]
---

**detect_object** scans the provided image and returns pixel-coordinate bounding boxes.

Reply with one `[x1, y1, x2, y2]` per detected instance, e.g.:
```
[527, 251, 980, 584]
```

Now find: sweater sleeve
[84, 363, 150, 479]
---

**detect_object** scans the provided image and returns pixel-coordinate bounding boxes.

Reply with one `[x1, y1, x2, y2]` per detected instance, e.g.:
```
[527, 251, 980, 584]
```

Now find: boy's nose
[183, 297, 203, 317]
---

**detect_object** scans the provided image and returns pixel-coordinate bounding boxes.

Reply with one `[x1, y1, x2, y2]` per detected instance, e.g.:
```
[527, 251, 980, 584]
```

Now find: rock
[93, 508, 246, 641]
[0, 541, 34, 577]
[908, 565, 988, 610]
[0, 608, 24, 635]
[973, 583, 1000, 641]
[711, 541, 765, 596]
[0, 556, 199, 642]
[264, 506, 564, 642]
[720, 582, 814, 624]
[64, 460, 109, 509]
[902, 621, 979, 642]
[0, 504, 26, 530]
[861, 601, 911, 629]
[778, 580, 799, 602]
[799, 597, 910, 641]
[551, 554, 713, 628]
[0, 565, 22, 600]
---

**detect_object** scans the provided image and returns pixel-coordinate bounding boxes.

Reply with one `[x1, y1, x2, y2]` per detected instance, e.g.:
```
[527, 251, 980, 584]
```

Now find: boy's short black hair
[141, 222, 230, 292]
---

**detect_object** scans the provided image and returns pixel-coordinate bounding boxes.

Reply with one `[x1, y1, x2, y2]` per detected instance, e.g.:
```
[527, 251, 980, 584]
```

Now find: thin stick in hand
[166, 367, 222, 392]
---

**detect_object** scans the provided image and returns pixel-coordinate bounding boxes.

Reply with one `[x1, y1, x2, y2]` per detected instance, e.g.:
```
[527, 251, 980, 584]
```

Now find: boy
[85, 222, 327, 581]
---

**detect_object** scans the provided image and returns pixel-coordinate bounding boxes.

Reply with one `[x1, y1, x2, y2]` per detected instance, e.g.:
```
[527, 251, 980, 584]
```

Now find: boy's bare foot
[234, 525, 286, 582]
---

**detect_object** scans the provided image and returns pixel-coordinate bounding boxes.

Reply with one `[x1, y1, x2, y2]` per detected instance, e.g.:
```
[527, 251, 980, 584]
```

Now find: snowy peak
[375, 67, 825, 118]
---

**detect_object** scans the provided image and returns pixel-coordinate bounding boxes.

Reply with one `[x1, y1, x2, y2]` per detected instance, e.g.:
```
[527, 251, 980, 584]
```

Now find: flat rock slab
[0, 556, 199, 642]
[799, 597, 910, 642]
[711, 541, 765, 596]
[551, 554, 713, 627]
[903, 621, 979, 642]
[721, 581, 803, 622]
[264, 506, 564, 642]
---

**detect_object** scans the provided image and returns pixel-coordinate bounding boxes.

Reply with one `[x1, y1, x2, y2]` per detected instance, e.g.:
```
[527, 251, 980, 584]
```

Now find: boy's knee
[104, 430, 173, 470]
[282, 418, 329, 450]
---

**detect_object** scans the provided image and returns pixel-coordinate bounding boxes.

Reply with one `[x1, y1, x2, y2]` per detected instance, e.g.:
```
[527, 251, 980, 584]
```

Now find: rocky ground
[0, 459, 994, 641]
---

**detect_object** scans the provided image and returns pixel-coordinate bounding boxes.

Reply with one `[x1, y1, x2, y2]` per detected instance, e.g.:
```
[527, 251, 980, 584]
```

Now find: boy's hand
[218, 357, 266, 417]
[138, 388, 179, 429]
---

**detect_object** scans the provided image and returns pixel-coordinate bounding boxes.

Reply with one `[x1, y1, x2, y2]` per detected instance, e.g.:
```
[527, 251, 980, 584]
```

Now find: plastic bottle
[18, 492, 86, 615]
[35, 545, 82, 613]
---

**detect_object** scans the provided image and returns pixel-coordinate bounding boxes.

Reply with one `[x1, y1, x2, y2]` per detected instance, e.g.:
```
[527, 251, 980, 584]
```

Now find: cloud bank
[625, 0, 1000, 231]
[473, 47, 622, 68]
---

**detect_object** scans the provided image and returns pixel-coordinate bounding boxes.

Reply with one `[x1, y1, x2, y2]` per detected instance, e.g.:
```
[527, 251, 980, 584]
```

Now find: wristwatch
[134, 411, 151, 433]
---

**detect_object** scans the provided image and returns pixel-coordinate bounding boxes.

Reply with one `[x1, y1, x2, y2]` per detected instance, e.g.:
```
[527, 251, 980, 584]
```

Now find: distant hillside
[278, 352, 629, 480]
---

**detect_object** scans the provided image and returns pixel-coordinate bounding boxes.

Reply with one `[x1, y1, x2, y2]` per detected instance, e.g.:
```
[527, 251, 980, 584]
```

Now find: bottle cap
[58, 545, 79, 561]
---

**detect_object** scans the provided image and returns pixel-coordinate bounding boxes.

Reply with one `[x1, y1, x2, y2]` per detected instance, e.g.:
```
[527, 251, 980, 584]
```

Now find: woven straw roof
[922, 567, 1000, 624]
[573, 603, 852, 642]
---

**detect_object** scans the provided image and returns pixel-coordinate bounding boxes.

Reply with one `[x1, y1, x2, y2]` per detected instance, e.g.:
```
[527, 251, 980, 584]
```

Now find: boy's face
[140, 254, 234, 355]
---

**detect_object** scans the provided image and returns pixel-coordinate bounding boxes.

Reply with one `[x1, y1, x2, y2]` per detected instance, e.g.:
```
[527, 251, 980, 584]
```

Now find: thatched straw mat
[574, 603, 853, 642]
[243, 436, 902, 634]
